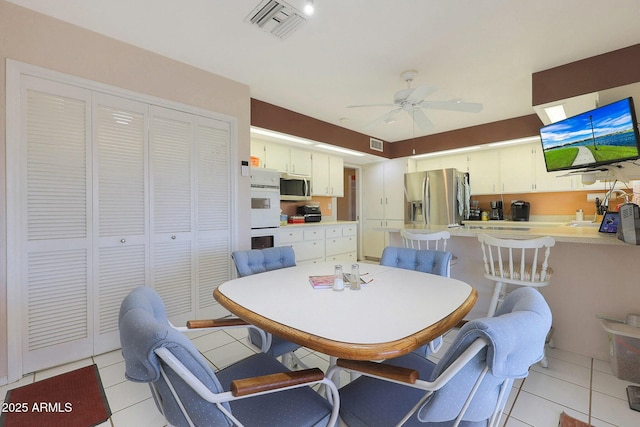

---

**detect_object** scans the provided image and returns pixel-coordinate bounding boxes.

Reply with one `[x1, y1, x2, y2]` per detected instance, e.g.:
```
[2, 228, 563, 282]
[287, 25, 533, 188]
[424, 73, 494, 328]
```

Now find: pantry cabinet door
[16, 77, 94, 374]
[150, 106, 196, 325]
[93, 94, 149, 354]
[194, 116, 232, 319]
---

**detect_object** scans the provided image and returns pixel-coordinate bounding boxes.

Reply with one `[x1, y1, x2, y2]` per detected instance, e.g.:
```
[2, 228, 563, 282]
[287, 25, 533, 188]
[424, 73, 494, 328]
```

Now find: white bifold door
[8, 72, 232, 377]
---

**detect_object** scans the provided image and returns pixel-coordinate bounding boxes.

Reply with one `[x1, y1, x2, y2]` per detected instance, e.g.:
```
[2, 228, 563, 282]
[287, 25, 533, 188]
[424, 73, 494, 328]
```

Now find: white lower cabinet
[325, 224, 357, 263]
[279, 223, 357, 264]
[280, 228, 325, 264]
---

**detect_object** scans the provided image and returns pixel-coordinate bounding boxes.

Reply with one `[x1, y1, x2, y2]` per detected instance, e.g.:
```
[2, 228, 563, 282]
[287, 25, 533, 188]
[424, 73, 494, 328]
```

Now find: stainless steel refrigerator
[404, 168, 470, 226]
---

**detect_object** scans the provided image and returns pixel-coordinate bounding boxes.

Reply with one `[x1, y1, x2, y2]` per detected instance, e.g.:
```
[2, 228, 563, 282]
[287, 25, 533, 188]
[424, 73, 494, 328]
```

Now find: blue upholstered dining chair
[380, 246, 454, 356]
[329, 287, 552, 427]
[119, 286, 339, 427]
[230, 246, 303, 364]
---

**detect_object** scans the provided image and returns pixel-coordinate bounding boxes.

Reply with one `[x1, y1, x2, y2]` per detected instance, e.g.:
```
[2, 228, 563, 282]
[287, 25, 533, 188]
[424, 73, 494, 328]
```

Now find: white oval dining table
[214, 262, 477, 360]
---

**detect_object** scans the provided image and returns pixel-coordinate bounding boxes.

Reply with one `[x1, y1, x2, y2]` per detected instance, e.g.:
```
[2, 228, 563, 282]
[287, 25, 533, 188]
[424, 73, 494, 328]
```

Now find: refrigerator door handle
[423, 175, 430, 225]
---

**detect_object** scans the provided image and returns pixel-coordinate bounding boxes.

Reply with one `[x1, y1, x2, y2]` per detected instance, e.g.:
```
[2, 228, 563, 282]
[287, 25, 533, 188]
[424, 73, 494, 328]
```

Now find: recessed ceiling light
[303, 0, 314, 15]
[544, 104, 567, 123]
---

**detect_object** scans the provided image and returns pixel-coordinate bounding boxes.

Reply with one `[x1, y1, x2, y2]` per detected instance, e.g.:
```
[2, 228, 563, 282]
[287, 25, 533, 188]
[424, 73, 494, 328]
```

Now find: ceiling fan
[347, 70, 483, 132]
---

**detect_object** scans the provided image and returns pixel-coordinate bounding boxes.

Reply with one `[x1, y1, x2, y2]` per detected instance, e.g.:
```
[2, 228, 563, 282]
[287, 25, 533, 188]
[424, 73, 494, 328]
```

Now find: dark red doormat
[558, 411, 592, 427]
[0, 364, 111, 427]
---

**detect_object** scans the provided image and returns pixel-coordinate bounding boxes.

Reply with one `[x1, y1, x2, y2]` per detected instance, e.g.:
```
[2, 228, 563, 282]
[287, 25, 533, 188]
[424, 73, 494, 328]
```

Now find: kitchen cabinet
[279, 223, 357, 264]
[416, 153, 469, 172]
[289, 147, 312, 175]
[325, 223, 357, 263]
[279, 227, 324, 264]
[250, 141, 312, 175]
[468, 150, 501, 195]
[250, 140, 266, 167]
[362, 159, 407, 259]
[499, 144, 536, 193]
[312, 152, 344, 197]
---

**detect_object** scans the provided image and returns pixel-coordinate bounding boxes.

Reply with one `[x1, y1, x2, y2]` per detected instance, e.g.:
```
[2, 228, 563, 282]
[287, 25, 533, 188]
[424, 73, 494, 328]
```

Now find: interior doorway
[337, 167, 357, 221]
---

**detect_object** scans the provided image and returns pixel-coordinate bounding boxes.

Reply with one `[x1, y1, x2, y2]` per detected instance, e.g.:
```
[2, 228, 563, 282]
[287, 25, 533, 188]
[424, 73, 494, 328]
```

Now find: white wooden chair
[478, 233, 555, 367]
[401, 229, 451, 251]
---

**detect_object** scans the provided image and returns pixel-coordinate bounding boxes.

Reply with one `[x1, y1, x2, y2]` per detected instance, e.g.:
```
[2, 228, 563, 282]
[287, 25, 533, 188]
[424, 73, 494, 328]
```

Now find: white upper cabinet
[264, 142, 290, 172]
[312, 152, 344, 197]
[468, 150, 501, 195]
[290, 147, 312, 175]
[251, 141, 312, 175]
[416, 153, 469, 172]
[499, 144, 536, 193]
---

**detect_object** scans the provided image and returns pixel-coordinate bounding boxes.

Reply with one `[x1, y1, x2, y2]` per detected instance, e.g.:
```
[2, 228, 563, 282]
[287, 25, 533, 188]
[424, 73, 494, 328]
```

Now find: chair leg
[487, 281, 503, 317]
[539, 326, 554, 368]
[539, 352, 549, 368]
[546, 326, 555, 348]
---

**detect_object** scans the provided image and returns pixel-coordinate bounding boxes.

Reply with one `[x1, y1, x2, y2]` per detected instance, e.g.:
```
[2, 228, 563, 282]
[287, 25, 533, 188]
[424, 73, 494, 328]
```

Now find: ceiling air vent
[245, 0, 306, 40]
[370, 138, 384, 152]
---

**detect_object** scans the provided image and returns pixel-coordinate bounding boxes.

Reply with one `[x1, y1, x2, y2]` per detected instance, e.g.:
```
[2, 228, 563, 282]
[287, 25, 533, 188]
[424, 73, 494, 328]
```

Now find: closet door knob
[120, 239, 126, 244]
[171, 235, 176, 240]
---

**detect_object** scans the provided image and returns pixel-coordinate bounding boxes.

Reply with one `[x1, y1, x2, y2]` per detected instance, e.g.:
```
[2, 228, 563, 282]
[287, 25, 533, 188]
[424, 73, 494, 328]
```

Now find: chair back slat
[477, 233, 555, 286]
[401, 229, 450, 251]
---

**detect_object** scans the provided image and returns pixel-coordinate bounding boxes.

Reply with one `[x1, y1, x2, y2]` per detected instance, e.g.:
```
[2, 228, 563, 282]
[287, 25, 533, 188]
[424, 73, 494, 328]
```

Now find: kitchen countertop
[280, 220, 358, 228]
[378, 219, 629, 246]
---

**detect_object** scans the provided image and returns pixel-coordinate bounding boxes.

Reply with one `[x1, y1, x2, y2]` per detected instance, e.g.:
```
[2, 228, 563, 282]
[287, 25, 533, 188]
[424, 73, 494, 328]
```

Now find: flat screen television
[539, 97, 640, 172]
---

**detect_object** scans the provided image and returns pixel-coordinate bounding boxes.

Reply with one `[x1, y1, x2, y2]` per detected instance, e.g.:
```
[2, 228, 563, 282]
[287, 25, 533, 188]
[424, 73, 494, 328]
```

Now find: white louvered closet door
[93, 94, 148, 354]
[20, 77, 93, 373]
[8, 64, 234, 377]
[149, 106, 196, 325]
[195, 116, 231, 319]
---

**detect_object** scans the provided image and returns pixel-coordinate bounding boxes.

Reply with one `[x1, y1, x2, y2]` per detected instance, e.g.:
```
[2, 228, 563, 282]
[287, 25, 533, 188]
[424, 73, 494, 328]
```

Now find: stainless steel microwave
[280, 173, 311, 201]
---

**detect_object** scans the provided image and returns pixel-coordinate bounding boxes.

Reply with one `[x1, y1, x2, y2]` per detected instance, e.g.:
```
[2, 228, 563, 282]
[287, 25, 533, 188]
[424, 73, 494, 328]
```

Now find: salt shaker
[350, 263, 361, 290]
[333, 265, 344, 291]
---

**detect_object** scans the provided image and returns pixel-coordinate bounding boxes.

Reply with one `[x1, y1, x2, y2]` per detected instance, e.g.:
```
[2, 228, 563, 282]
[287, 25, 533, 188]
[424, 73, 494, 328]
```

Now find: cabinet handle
[171, 235, 176, 240]
[120, 239, 126, 244]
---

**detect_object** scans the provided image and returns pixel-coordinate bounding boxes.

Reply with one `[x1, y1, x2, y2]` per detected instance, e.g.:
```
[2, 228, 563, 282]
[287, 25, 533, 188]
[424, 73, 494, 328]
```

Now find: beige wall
[0, 0, 252, 380]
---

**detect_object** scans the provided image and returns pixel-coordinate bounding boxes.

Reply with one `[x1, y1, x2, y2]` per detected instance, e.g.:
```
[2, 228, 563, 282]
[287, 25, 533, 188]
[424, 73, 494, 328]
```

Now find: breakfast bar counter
[376, 221, 640, 362]
[380, 219, 628, 245]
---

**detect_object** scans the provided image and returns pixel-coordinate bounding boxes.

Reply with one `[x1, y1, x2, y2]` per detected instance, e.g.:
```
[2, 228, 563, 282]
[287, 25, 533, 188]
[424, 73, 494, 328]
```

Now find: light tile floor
[2, 327, 640, 427]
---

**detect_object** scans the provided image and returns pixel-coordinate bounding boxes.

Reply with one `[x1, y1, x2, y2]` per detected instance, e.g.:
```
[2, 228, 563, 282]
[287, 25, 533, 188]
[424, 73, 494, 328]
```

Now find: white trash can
[601, 319, 640, 384]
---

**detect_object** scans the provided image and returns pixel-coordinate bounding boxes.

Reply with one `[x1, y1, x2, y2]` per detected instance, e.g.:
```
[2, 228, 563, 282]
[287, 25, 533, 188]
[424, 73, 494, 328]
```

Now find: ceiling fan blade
[407, 108, 433, 131]
[347, 103, 397, 109]
[363, 108, 402, 129]
[421, 99, 483, 113]
[405, 85, 437, 103]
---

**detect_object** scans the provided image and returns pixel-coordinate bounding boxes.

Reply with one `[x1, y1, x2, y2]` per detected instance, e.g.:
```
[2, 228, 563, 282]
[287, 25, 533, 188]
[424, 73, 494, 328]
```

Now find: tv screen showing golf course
[540, 97, 640, 172]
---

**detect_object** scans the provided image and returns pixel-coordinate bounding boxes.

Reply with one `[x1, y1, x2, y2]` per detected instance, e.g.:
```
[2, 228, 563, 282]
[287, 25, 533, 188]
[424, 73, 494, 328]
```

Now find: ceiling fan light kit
[347, 70, 483, 132]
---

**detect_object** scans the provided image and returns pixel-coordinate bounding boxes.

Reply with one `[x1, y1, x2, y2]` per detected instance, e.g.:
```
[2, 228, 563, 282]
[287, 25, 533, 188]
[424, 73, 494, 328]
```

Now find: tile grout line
[588, 358, 593, 425]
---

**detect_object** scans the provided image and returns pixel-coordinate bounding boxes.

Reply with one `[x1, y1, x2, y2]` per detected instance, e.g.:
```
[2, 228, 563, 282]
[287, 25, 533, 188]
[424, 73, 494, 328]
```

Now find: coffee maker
[490, 200, 504, 220]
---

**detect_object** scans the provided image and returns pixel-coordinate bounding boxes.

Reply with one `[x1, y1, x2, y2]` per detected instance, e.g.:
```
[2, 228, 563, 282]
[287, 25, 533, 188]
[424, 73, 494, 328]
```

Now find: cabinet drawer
[279, 229, 304, 244]
[291, 240, 324, 261]
[325, 227, 341, 238]
[304, 228, 325, 240]
[327, 252, 356, 263]
[326, 236, 356, 257]
[342, 225, 357, 236]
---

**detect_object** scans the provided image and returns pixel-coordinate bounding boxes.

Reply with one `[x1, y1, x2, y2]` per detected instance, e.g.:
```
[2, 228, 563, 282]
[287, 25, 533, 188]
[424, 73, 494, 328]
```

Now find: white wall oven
[250, 168, 281, 249]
